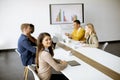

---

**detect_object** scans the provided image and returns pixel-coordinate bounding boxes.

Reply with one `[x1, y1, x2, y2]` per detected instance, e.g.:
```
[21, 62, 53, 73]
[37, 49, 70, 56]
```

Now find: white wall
[0, 0, 120, 49]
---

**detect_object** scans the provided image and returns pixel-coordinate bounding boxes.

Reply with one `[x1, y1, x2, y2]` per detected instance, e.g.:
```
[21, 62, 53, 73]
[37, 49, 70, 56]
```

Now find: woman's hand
[80, 41, 85, 44]
[27, 35, 37, 44]
[60, 60, 68, 66]
[82, 44, 89, 47]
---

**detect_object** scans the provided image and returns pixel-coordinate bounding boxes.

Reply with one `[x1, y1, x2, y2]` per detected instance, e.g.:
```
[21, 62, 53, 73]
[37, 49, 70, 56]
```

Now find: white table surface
[54, 47, 112, 80]
[60, 41, 120, 74]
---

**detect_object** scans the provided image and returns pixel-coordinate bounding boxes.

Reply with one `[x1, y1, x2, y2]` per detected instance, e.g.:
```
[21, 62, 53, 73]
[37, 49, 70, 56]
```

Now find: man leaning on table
[65, 20, 85, 41]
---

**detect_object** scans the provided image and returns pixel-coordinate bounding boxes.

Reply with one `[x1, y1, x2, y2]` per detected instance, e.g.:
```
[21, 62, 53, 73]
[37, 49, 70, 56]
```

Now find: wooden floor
[0, 41, 120, 80]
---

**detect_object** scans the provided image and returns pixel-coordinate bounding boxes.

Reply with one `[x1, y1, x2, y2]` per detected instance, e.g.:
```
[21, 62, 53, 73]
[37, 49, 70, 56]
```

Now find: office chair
[15, 49, 29, 80]
[52, 35, 58, 49]
[28, 65, 40, 80]
[15, 49, 21, 56]
[102, 42, 108, 51]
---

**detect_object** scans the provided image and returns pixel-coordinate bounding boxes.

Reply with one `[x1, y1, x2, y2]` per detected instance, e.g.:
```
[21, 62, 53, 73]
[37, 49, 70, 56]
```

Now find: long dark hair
[36, 32, 54, 68]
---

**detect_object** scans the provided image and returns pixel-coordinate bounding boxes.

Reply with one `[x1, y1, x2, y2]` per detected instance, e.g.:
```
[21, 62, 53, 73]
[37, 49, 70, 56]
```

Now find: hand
[82, 44, 89, 47]
[80, 41, 85, 44]
[65, 33, 69, 36]
[27, 35, 37, 44]
[60, 60, 68, 66]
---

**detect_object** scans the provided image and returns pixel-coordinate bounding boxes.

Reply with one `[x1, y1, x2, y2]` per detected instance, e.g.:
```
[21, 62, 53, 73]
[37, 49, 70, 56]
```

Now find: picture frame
[49, 3, 84, 24]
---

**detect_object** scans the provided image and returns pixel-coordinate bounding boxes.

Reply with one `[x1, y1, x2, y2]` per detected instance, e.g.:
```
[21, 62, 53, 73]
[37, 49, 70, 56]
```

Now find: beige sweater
[85, 33, 99, 48]
[38, 51, 67, 80]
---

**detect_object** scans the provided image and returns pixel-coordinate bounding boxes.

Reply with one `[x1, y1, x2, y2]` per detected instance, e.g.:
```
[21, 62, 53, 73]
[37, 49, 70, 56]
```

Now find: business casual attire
[85, 33, 99, 48]
[71, 27, 85, 41]
[17, 34, 36, 66]
[38, 49, 67, 80]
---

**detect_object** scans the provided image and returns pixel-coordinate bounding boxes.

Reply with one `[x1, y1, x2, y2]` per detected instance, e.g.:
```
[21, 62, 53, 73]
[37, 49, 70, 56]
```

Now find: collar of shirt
[44, 48, 49, 53]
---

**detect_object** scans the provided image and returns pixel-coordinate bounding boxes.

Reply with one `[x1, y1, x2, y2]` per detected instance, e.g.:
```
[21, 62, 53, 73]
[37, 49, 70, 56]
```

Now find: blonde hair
[86, 23, 96, 34]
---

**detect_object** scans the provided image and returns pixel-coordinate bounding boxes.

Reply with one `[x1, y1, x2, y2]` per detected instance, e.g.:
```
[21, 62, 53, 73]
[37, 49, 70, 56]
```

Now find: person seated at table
[65, 20, 85, 41]
[36, 32, 68, 80]
[17, 23, 37, 66]
[81, 23, 99, 48]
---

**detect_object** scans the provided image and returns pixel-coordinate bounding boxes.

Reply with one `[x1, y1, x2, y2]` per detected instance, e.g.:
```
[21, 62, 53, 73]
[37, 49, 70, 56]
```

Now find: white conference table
[53, 41, 120, 80]
[60, 41, 120, 74]
[54, 47, 112, 80]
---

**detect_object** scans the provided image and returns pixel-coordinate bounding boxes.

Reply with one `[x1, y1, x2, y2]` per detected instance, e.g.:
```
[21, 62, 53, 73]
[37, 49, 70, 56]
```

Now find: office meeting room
[0, 0, 120, 80]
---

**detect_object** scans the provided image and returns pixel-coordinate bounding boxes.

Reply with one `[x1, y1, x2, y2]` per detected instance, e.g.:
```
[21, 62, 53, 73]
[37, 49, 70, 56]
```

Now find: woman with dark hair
[36, 32, 68, 80]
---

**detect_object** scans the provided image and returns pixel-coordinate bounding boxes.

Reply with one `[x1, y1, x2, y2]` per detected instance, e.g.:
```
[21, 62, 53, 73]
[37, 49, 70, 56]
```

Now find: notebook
[67, 60, 81, 66]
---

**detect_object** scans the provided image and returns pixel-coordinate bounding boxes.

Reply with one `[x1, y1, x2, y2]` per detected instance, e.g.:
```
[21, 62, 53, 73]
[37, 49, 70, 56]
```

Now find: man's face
[73, 22, 80, 29]
[25, 26, 32, 34]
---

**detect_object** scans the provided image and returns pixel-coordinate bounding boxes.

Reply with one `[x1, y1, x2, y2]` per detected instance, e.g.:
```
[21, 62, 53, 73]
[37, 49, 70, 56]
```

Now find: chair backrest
[52, 36, 58, 43]
[102, 42, 108, 50]
[15, 49, 21, 56]
[28, 65, 40, 80]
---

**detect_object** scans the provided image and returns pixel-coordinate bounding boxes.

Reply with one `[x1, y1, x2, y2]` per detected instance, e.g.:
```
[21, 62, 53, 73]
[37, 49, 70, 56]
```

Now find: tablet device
[67, 60, 81, 66]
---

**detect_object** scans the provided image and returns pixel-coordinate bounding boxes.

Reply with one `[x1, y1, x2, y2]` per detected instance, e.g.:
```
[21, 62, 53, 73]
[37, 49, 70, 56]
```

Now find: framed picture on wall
[49, 3, 84, 24]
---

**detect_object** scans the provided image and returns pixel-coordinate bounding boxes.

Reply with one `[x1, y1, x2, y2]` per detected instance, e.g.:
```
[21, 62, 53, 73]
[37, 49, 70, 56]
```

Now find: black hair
[74, 20, 81, 24]
[29, 24, 34, 33]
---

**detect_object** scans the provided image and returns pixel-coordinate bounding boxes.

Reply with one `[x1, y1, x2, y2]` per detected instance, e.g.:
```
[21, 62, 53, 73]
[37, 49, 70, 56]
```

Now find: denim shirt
[17, 34, 36, 66]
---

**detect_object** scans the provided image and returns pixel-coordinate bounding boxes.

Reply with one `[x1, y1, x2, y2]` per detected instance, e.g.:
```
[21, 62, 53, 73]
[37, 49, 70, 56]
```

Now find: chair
[15, 49, 21, 56]
[102, 42, 108, 50]
[52, 36, 58, 49]
[15, 49, 29, 80]
[28, 65, 40, 80]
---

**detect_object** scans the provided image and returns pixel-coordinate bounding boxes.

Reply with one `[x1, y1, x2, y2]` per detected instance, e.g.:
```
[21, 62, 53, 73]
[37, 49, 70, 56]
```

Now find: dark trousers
[50, 74, 69, 80]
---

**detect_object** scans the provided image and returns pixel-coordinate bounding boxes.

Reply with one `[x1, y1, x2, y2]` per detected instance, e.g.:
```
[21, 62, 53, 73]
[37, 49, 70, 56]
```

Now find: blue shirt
[17, 34, 36, 66]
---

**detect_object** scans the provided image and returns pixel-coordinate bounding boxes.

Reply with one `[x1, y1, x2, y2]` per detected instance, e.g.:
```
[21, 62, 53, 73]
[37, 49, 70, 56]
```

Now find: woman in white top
[36, 32, 68, 80]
